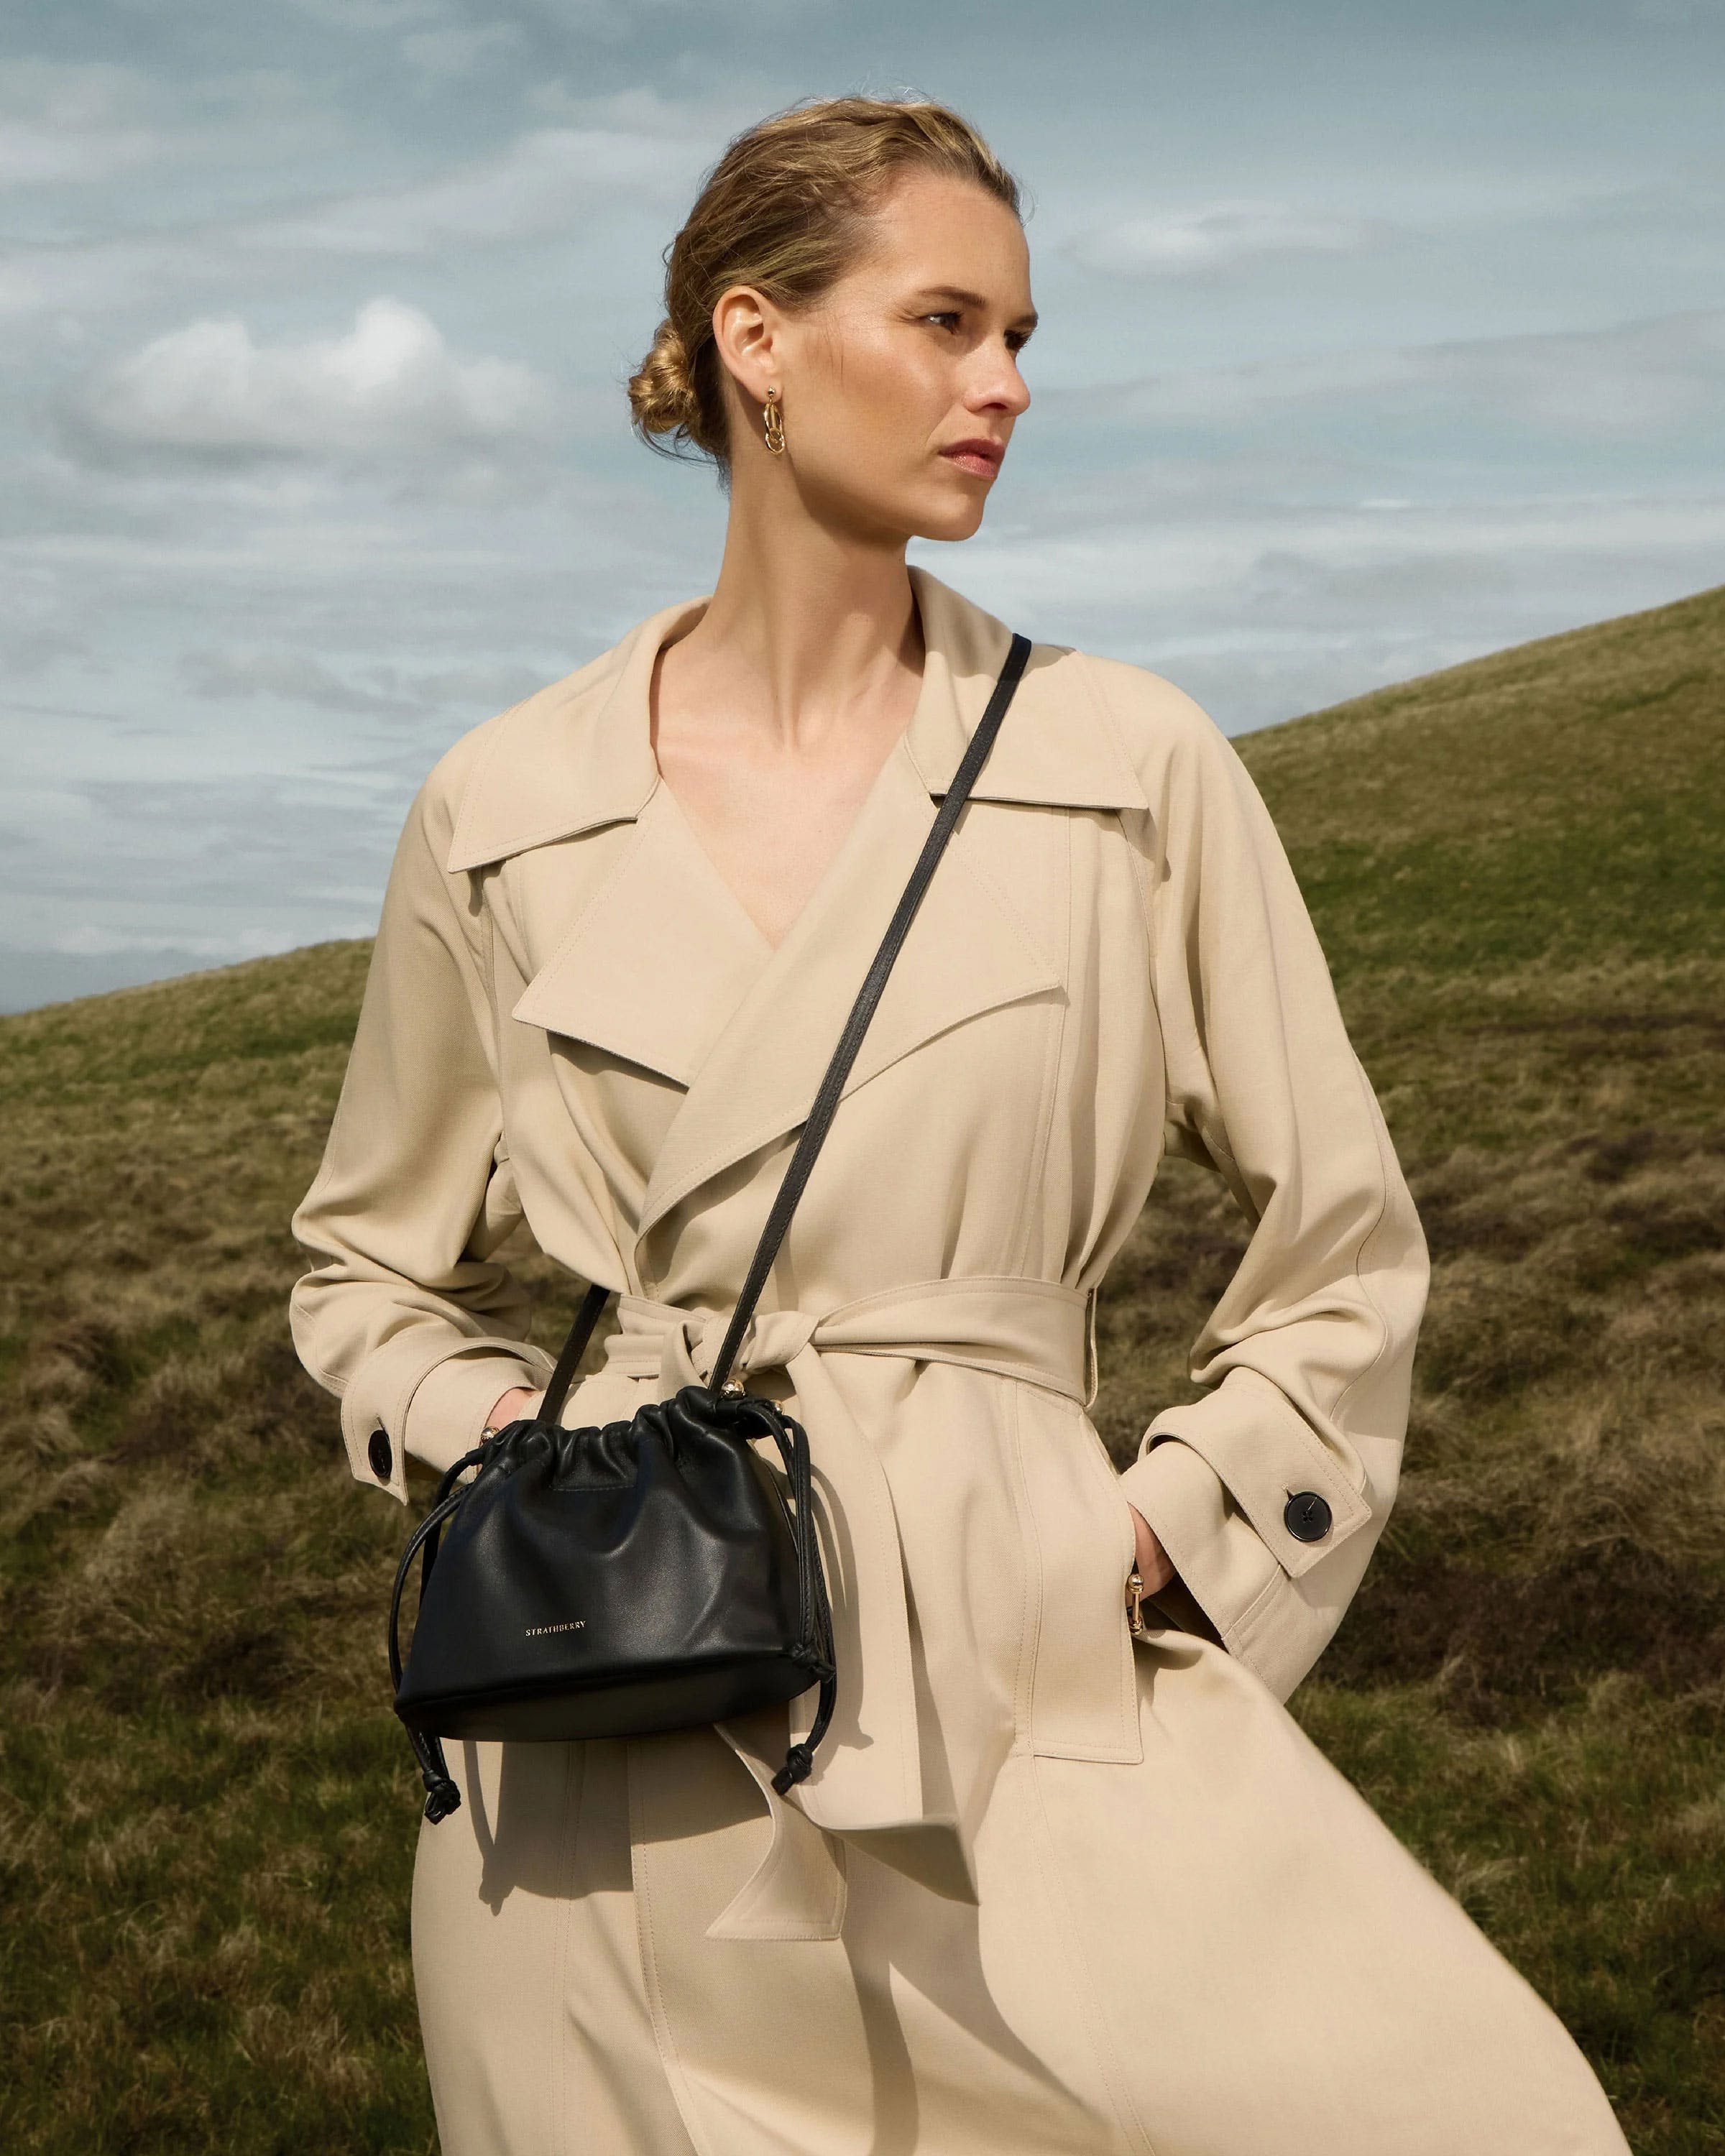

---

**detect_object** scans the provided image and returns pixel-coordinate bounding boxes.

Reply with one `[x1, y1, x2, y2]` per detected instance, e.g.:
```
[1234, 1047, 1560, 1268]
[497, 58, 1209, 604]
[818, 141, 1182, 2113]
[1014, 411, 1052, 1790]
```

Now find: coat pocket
[1012, 1386, 1144, 1765]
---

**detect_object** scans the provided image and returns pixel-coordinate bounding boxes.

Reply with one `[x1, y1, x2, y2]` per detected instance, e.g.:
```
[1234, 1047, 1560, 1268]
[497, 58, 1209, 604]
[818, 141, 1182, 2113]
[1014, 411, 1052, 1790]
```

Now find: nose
[969, 346, 1030, 418]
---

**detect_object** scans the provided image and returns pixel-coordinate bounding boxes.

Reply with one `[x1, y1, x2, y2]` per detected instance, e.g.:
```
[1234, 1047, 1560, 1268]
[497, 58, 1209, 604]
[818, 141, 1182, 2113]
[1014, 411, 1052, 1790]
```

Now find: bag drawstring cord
[387, 1442, 489, 1821]
[737, 1395, 837, 1793]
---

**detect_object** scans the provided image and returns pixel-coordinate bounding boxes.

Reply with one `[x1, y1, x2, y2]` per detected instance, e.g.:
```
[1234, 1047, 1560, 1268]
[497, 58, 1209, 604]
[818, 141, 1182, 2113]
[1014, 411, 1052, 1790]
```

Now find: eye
[922, 311, 1033, 354]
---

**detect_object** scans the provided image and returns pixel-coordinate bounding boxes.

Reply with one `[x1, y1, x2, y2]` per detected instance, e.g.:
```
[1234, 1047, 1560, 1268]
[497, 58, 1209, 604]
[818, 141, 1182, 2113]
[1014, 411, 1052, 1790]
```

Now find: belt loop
[1083, 1283, 1100, 1411]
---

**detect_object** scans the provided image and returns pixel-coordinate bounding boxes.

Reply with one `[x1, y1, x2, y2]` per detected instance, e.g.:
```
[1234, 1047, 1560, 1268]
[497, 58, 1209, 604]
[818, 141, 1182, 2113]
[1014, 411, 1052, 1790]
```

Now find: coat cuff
[1117, 1367, 1379, 1703]
[1141, 1365, 1374, 1575]
[336, 1332, 560, 1504]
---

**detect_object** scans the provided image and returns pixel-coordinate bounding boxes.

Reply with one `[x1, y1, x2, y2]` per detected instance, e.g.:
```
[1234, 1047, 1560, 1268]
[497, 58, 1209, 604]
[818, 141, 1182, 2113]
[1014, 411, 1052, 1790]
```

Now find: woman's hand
[1126, 1501, 1177, 1595]
[486, 1386, 540, 1432]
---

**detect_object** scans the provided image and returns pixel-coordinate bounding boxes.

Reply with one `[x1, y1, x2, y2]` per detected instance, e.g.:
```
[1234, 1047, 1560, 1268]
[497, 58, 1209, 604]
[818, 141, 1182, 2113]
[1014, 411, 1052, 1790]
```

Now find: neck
[660, 505, 925, 756]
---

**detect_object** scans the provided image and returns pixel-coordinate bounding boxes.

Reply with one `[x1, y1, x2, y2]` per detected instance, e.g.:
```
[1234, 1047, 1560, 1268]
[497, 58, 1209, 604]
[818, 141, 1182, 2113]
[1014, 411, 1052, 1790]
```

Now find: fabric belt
[598, 1276, 1093, 1943]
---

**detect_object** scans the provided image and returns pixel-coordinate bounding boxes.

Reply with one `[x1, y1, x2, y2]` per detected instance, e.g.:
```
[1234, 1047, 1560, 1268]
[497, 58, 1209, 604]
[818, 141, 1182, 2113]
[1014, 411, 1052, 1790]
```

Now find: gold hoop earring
[763, 386, 786, 456]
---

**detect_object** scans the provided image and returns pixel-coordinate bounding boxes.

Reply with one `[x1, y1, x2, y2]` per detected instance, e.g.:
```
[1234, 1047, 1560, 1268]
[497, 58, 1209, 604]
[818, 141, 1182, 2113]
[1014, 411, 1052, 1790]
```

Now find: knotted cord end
[771, 1741, 816, 1795]
[422, 1774, 462, 1823]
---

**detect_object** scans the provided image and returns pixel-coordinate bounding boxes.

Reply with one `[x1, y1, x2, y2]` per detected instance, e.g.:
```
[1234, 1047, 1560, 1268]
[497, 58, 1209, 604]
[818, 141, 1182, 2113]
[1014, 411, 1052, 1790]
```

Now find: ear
[710, 282, 783, 407]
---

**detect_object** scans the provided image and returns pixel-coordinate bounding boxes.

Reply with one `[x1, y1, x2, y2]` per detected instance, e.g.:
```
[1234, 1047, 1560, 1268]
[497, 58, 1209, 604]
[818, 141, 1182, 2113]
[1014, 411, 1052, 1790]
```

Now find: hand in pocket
[1125, 1502, 1177, 1595]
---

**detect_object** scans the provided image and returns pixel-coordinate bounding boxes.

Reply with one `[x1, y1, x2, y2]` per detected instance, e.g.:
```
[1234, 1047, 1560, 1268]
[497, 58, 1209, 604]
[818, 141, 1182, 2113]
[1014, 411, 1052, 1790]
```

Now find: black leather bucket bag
[387, 630, 1032, 1821]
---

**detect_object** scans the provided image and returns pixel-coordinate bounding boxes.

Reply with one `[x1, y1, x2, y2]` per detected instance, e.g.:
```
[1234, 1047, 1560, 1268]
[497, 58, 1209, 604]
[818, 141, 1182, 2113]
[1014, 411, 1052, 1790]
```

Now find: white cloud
[1067, 201, 1390, 276]
[176, 645, 548, 718]
[944, 488, 1725, 735]
[279, 0, 648, 30]
[259, 124, 699, 254]
[280, 0, 450, 24]
[399, 22, 528, 76]
[521, 79, 781, 139]
[280, 0, 820, 32]
[1439, 308, 1725, 431]
[178, 647, 421, 714]
[50, 921, 291, 960]
[65, 296, 558, 461]
[1089, 308, 1725, 436]
[0, 60, 168, 186]
[275, 0, 531, 73]
[960, 492, 1725, 648]
[0, 110, 706, 323]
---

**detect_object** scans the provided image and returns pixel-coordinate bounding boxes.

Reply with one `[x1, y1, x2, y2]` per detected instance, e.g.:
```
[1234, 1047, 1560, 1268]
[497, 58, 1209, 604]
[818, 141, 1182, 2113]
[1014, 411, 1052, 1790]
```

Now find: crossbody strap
[537, 627, 1033, 1423]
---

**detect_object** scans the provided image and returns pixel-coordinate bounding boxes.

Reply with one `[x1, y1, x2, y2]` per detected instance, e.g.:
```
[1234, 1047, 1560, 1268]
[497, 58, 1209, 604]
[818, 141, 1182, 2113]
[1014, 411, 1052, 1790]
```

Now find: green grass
[2, 583, 1722, 2150]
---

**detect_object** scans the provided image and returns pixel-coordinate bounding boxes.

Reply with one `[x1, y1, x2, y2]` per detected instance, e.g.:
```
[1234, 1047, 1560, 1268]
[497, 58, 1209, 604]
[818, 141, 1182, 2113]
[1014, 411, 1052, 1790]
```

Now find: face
[713, 167, 1036, 543]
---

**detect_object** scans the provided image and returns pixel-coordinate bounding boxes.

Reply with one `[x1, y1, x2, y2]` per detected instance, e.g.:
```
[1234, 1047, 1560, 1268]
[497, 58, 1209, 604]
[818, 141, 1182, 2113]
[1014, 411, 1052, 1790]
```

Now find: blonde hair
[627, 94, 1022, 478]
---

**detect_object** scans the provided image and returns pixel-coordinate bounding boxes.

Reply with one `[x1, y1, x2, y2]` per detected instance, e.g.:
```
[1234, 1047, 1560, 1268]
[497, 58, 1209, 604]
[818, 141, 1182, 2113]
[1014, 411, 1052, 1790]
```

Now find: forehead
[840, 171, 1031, 296]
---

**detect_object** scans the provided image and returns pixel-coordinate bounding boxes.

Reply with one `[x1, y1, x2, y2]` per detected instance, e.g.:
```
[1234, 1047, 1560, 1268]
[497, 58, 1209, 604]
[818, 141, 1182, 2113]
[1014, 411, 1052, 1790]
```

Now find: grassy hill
[2, 584, 1721, 2150]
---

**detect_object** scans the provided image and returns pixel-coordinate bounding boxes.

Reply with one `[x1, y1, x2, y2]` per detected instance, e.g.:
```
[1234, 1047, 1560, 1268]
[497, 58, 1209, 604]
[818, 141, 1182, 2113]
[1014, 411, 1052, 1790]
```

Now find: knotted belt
[594, 1274, 1095, 1943]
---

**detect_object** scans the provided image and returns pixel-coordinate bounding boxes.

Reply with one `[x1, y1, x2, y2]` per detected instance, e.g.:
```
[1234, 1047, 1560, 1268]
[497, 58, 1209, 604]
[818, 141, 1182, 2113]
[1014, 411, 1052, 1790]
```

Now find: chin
[909, 492, 988, 544]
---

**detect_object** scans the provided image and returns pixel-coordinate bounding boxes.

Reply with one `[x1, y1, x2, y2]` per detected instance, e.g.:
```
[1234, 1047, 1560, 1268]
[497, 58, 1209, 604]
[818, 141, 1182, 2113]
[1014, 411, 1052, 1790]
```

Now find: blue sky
[3, 0, 1721, 1011]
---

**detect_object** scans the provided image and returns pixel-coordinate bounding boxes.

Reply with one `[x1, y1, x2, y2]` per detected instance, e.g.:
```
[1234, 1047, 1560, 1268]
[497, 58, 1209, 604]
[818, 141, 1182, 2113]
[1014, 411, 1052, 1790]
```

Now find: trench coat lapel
[445, 588, 745, 1089]
[443, 566, 1149, 1236]
[508, 784, 771, 1089]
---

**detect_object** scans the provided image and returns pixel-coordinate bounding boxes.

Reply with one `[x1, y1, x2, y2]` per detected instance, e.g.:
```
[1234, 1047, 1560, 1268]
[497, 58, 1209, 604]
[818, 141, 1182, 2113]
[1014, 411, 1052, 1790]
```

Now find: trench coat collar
[445, 563, 1147, 871]
[445, 566, 1149, 1247]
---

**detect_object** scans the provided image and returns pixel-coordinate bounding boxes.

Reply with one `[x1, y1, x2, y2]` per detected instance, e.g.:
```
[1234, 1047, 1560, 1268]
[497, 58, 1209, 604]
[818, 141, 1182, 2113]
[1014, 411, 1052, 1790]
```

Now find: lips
[940, 440, 1004, 476]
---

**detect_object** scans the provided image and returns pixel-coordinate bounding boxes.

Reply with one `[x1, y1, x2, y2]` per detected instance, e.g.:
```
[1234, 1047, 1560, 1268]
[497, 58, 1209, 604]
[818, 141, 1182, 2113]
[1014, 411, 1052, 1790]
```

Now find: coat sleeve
[1108, 670, 1430, 1703]
[288, 752, 558, 1505]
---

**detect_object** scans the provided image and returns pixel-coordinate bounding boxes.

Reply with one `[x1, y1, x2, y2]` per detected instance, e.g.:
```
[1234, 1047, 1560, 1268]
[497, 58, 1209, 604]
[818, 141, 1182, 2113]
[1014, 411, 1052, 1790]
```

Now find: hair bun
[627, 317, 696, 438]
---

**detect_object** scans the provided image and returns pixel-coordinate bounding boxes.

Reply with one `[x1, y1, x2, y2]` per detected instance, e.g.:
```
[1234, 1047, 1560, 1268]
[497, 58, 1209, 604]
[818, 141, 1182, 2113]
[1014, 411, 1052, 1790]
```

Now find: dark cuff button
[1283, 1490, 1332, 1542]
[367, 1427, 394, 1481]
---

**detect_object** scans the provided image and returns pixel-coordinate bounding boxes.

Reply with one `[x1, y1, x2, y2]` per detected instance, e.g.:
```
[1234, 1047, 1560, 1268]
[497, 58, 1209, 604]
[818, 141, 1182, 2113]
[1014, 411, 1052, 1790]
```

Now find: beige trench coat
[288, 565, 1630, 2155]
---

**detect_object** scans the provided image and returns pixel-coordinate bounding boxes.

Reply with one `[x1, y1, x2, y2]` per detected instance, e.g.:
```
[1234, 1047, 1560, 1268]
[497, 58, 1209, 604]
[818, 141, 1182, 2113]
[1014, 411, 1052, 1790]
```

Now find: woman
[288, 95, 1632, 2156]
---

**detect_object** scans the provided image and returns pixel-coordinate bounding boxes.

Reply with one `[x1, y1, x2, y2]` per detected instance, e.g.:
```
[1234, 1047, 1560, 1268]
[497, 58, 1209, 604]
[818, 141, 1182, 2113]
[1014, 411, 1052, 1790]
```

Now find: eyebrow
[913, 284, 1039, 331]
